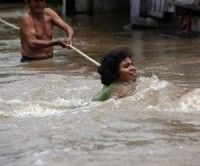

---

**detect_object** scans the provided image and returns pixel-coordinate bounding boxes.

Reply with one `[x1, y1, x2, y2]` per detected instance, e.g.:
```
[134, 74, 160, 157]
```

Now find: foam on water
[1, 7, 200, 165]
[177, 89, 200, 113]
[0, 75, 199, 118]
[0, 74, 94, 118]
[0, 97, 88, 118]
[90, 76, 200, 114]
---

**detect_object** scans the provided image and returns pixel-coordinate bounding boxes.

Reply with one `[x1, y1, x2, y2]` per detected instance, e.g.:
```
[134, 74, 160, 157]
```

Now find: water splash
[176, 89, 200, 113]
[0, 97, 88, 118]
[0, 75, 199, 118]
[91, 76, 200, 114]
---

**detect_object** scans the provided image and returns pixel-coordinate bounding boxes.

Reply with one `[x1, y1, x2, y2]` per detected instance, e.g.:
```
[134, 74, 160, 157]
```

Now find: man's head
[27, 0, 46, 14]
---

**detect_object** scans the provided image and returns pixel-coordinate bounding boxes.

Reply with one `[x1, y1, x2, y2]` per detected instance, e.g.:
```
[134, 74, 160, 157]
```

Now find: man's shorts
[20, 55, 53, 62]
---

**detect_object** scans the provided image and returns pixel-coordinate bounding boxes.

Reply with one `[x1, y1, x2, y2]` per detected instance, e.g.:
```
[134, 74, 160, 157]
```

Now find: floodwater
[0, 3, 200, 166]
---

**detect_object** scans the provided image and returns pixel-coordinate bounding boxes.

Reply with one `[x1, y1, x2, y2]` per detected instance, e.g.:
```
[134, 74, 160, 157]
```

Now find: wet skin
[119, 57, 136, 82]
[20, 0, 73, 59]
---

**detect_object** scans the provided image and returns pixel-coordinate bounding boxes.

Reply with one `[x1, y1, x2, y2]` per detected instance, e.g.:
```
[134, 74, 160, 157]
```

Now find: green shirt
[92, 83, 115, 101]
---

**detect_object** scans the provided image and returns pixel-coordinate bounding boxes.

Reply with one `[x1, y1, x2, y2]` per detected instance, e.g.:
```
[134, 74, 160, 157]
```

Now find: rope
[0, 18, 19, 30]
[0, 17, 100, 66]
[69, 45, 100, 66]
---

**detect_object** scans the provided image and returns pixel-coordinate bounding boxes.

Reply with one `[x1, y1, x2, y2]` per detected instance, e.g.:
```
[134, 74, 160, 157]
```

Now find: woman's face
[119, 57, 136, 82]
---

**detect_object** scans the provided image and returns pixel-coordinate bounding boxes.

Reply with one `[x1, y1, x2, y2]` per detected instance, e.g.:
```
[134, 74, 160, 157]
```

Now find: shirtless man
[20, 0, 74, 62]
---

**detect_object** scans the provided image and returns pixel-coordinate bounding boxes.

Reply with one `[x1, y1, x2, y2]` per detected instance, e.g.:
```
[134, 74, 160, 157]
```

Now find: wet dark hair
[98, 48, 133, 86]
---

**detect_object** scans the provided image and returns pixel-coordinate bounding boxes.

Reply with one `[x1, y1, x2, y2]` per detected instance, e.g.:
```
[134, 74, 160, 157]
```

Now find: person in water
[92, 48, 137, 101]
[19, 0, 74, 62]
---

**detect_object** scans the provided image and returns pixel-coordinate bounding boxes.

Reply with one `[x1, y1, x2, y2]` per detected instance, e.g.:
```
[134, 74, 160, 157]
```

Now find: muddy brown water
[0, 3, 200, 166]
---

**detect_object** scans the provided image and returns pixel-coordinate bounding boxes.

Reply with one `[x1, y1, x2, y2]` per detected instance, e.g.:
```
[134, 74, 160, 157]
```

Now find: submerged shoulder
[92, 83, 116, 102]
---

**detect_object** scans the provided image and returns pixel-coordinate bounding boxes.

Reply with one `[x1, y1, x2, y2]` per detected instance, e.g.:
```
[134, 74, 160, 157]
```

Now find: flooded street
[0, 3, 200, 166]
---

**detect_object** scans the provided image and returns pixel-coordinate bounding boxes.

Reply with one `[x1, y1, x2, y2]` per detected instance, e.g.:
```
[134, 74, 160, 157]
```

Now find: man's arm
[48, 8, 74, 45]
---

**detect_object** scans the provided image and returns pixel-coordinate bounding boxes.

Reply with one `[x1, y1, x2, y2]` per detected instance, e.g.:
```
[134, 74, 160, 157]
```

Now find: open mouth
[130, 72, 136, 77]
[129, 73, 136, 80]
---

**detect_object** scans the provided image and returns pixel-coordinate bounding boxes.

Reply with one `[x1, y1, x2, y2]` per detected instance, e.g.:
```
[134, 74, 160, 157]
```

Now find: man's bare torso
[20, 8, 54, 58]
